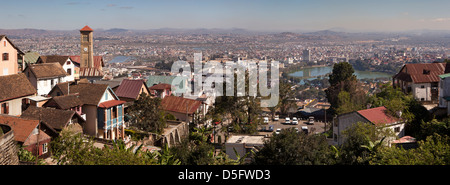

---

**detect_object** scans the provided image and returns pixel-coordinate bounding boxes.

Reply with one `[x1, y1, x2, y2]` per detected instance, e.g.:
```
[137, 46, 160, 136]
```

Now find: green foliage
[338, 122, 394, 165]
[50, 130, 181, 165]
[328, 62, 357, 87]
[335, 91, 363, 115]
[369, 134, 450, 165]
[253, 129, 334, 165]
[326, 62, 367, 115]
[128, 93, 167, 134]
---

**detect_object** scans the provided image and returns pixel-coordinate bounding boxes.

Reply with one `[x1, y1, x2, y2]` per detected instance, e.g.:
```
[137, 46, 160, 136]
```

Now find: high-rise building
[302, 49, 311, 62]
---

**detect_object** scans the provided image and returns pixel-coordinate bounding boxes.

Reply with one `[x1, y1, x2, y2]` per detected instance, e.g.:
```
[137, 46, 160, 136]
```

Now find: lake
[108, 56, 135, 64]
[289, 66, 393, 84]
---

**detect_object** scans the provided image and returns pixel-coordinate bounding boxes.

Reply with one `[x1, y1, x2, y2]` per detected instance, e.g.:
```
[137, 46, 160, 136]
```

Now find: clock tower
[80, 25, 94, 68]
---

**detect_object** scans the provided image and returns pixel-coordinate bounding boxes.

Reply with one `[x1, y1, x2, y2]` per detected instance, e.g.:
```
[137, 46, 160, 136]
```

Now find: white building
[225, 135, 265, 161]
[23, 63, 69, 96]
[38, 55, 76, 82]
[439, 73, 450, 115]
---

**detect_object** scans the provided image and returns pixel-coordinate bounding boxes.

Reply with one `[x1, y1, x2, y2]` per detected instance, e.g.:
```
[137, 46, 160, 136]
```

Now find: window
[67, 68, 72, 75]
[3, 41, 6, 47]
[421, 85, 425, 89]
[394, 127, 400, 133]
[51, 79, 54, 87]
[42, 143, 48, 154]
[2, 53, 9, 61]
[1, 103, 9, 114]
[66, 61, 71, 65]
[104, 93, 108, 101]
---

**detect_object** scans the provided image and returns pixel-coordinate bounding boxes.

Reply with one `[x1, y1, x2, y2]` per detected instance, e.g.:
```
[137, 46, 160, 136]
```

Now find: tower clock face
[84, 47, 88, 52]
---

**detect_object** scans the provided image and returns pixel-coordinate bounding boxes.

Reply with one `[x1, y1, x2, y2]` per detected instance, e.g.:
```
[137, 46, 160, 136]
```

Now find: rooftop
[226, 135, 265, 144]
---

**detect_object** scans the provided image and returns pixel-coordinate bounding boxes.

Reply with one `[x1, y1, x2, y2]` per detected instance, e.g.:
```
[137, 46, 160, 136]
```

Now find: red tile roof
[0, 115, 39, 143]
[98, 100, 125, 108]
[115, 79, 147, 100]
[161, 96, 202, 114]
[357, 106, 400, 126]
[80, 25, 93, 31]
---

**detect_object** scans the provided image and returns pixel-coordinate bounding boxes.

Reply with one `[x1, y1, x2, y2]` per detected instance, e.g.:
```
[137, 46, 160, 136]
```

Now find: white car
[285, 117, 290, 124]
[274, 115, 279, 121]
[275, 128, 282, 135]
[292, 117, 298, 125]
[263, 117, 269, 124]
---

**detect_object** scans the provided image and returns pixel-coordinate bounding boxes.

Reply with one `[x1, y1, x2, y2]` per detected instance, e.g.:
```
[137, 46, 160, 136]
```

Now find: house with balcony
[53, 82, 125, 140]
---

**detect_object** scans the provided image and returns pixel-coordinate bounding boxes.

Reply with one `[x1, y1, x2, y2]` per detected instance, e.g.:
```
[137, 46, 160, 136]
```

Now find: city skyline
[3, 0, 450, 32]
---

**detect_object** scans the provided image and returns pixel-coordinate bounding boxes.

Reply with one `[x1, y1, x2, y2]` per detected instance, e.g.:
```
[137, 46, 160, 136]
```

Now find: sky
[3, 0, 450, 32]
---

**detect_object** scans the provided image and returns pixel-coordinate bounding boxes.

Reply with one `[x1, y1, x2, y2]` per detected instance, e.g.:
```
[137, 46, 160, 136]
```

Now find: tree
[328, 62, 356, 87]
[128, 93, 167, 134]
[326, 62, 366, 115]
[253, 129, 334, 165]
[369, 133, 450, 165]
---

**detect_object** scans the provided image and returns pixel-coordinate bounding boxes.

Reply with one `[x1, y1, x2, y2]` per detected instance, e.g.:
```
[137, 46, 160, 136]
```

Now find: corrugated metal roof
[395, 63, 446, 83]
[161, 96, 201, 114]
[23, 52, 40, 64]
[357, 106, 400, 126]
[115, 79, 146, 99]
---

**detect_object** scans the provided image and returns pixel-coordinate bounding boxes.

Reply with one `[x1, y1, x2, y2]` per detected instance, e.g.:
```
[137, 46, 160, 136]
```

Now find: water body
[108, 56, 135, 64]
[289, 66, 393, 84]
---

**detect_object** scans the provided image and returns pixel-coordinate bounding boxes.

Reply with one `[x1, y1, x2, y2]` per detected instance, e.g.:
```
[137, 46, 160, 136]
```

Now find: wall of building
[0, 95, 35, 116]
[0, 37, 18, 76]
[0, 124, 19, 165]
[412, 83, 431, 101]
[332, 112, 367, 145]
[83, 105, 98, 137]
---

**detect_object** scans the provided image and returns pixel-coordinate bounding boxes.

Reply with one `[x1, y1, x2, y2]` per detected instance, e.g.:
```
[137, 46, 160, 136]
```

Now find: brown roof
[114, 79, 148, 100]
[79, 67, 104, 77]
[394, 63, 446, 83]
[98, 100, 125, 108]
[21, 106, 80, 131]
[161, 96, 202, 114]
[0, 115, 39, 143]
[68, 83, 110, 105]
[43, 94, 83, 110]
[27, 63, 68, 79]
[0, 73, 36, 102]
[150, 83, 172, 90]
[39, 55, 71, 66]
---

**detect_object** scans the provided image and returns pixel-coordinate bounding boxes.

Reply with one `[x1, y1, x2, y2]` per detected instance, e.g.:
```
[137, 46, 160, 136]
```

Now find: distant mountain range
[3, 27, 450, 37]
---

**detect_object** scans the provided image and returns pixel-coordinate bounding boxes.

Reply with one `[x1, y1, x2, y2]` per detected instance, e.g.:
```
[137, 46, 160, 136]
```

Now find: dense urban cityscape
[1, 0, 450, 183]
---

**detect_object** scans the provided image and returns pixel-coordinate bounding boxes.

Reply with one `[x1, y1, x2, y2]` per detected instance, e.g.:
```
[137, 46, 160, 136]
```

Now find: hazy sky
[3, 0, 450, 32]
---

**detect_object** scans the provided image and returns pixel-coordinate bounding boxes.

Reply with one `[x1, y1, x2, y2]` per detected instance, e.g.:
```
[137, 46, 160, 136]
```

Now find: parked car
[301, 126, 308, 134]
[285, 117, 290, 124]
[292, 117, 298, 125]
[275, 128, 282, 135]
[268, 125, 274, 132]
[308, 116, 314, 125]
[263, 117, 269, 124]
[274, 115, 279, 121]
